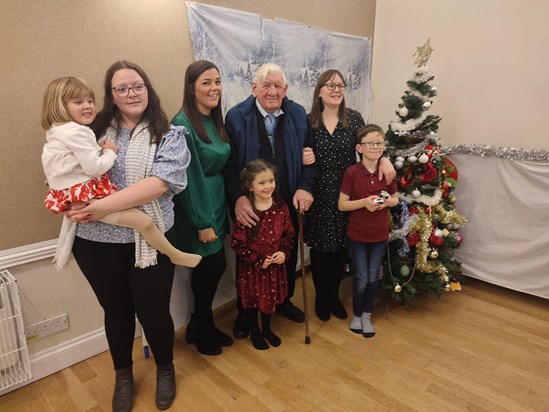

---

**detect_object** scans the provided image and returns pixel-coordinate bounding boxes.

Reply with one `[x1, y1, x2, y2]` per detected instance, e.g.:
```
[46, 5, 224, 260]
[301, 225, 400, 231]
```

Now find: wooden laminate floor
[1, 275, 548, 411]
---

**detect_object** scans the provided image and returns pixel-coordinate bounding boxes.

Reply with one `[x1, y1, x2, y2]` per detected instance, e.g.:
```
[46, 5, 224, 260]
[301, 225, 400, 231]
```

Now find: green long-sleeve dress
[172, 112, 230, 257]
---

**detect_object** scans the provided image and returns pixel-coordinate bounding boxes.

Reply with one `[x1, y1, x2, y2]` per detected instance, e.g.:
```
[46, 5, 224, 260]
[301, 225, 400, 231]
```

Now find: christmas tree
[381, 39, 467, 303]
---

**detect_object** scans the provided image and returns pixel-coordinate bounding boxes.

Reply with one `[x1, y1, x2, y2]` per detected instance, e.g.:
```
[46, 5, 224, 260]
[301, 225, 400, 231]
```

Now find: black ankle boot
[112, 366, 134, 412]
[315, 296, 330, 321]
[186, 316, 222, 356]
[156, 363, 176, 410]
[329, 295, 348, 319]
[212, 326, 234, 347]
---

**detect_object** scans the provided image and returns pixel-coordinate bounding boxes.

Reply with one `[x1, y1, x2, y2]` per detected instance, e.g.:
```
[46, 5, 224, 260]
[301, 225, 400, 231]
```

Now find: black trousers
[73, 233, 176, 370]
[191, 246, 227, 325]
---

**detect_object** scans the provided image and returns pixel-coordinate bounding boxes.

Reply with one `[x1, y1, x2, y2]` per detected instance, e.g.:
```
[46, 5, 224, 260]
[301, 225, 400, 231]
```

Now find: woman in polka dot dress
[305, 69, 395, 321]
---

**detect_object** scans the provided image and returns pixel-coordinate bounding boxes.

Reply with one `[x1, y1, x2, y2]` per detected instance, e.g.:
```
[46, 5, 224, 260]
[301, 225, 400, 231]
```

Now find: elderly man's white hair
[254, 63, 287, 85]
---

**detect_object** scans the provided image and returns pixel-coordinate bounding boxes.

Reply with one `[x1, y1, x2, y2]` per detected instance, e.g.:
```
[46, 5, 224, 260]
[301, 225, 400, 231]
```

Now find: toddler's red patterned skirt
[44, 173, 117, 213]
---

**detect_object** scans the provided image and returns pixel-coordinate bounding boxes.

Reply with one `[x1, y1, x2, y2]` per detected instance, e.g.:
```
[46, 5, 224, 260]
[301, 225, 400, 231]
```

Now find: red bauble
[429, 234, 444, 246]
[407, 233, 420, 246]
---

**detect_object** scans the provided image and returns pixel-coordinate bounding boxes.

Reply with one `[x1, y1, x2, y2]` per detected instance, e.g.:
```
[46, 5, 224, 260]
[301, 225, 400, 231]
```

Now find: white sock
[349, 316, 362, 334]
[361, 312, 375, 338]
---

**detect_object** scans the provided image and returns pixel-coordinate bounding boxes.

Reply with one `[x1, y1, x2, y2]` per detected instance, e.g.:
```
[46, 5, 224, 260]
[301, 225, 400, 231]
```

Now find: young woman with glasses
[41, 76, 201, 271]
[66, 60, 190, 411]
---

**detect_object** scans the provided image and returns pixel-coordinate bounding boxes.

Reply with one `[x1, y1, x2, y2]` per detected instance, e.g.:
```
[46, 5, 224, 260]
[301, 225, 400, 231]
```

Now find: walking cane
[298, 212, 311, 344]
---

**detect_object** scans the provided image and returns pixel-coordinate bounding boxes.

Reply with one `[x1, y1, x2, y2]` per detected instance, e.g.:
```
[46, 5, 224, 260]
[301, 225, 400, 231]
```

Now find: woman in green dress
[172, 60, 232, 355]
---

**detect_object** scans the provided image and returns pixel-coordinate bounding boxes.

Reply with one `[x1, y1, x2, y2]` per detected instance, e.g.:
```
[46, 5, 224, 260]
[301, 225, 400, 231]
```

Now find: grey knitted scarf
[53, 121, 164, 269]
[103, 122, 165, 268]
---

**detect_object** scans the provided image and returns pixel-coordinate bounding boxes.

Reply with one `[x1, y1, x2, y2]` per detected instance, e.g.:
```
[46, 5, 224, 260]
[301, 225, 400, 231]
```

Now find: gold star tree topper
[413, 38, 434, 67]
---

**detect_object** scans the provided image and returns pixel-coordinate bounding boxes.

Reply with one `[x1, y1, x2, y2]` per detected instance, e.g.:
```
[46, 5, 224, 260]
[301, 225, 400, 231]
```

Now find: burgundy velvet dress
[231, 200, 295, 313]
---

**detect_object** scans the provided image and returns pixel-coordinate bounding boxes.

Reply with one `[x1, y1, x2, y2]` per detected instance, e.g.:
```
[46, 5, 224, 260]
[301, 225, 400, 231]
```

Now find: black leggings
[72, 234, 175, 370]
[191, 246, 227, 325]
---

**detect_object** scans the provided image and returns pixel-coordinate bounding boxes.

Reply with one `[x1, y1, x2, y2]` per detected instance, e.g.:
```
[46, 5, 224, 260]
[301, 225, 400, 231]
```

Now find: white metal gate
[0, 269, 31, 390]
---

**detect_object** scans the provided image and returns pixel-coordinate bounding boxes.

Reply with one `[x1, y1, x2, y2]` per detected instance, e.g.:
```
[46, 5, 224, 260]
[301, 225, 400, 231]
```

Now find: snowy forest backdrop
[187, 2, 372, 116]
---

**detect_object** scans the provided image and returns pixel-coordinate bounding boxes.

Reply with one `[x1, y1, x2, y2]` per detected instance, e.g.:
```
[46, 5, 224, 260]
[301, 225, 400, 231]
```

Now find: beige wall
[370, 0, 549, 150]
[0, 0, 376, 384]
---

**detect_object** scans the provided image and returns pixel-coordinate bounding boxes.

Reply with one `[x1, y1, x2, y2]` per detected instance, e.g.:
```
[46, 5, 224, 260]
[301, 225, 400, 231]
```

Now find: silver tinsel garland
[389, 137, 442, 158]
[391, 113, 427, 135]
[444, 144, 549, 163]
[389, 214, 419, 242]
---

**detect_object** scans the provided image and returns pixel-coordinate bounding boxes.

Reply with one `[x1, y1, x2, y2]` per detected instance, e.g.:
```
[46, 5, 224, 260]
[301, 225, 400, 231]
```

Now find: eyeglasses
[360, 141, 386, 148]
[324, 83, 346, 91]
[112, 83, 148, 97]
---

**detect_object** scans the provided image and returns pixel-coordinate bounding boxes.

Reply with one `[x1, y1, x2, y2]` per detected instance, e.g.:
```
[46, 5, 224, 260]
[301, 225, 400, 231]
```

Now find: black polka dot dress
[305, 109, 365, 252]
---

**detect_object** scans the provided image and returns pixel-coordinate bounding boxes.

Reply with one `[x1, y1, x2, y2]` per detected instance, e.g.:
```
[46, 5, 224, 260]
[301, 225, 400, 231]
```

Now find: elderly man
[224, 63, 317, 339]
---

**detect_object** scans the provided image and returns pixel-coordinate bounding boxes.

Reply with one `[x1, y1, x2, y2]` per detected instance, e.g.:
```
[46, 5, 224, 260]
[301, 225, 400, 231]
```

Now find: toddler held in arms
[41, 76, 201, 269]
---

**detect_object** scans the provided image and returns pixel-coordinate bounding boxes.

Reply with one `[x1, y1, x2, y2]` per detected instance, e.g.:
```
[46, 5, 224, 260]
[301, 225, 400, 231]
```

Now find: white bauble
[418, 153, 429, 164]
[394, 160, 404, 169]
[434, 228, 443, 238]
[411, 189, 421, 198]
[407, 155, 417, 163]
[396, 156, 405, 162]
[423, 101, 431, 109]
[399, 107, 409, 117]
[394, 284, 402, 293]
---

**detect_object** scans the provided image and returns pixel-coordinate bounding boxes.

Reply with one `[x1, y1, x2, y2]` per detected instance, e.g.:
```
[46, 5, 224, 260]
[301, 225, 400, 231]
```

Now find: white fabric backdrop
[450, 154, 549, 299]
[186, 2, 372, 115]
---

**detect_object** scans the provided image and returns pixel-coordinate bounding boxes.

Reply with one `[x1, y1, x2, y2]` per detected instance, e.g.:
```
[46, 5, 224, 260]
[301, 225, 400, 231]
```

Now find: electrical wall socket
[25, 313, 69, 341]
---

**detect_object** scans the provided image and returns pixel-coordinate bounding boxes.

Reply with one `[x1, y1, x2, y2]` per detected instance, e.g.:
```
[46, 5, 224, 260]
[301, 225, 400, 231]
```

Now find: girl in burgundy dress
[231, 159, 295, 350]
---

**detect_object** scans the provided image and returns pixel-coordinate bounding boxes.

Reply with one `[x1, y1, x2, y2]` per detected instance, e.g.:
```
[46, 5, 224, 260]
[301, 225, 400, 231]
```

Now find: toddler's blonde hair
[41, 76, 95, 130]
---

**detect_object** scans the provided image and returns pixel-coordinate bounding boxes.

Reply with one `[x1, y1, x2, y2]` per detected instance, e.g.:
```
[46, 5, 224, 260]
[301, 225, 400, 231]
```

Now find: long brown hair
[309, 69, 348, 129]
[179, 60, 228, 143]
[239, 159, 280, 241]
[92, 60, 170, 144]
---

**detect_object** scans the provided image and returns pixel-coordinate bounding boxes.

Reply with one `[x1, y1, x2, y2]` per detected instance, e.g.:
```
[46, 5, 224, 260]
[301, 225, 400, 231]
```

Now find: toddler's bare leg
[101, 209, 202, 268]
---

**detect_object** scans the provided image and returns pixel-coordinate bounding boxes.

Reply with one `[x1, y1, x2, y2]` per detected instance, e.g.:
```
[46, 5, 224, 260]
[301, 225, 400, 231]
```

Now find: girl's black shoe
[315, 297, 330, 321]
